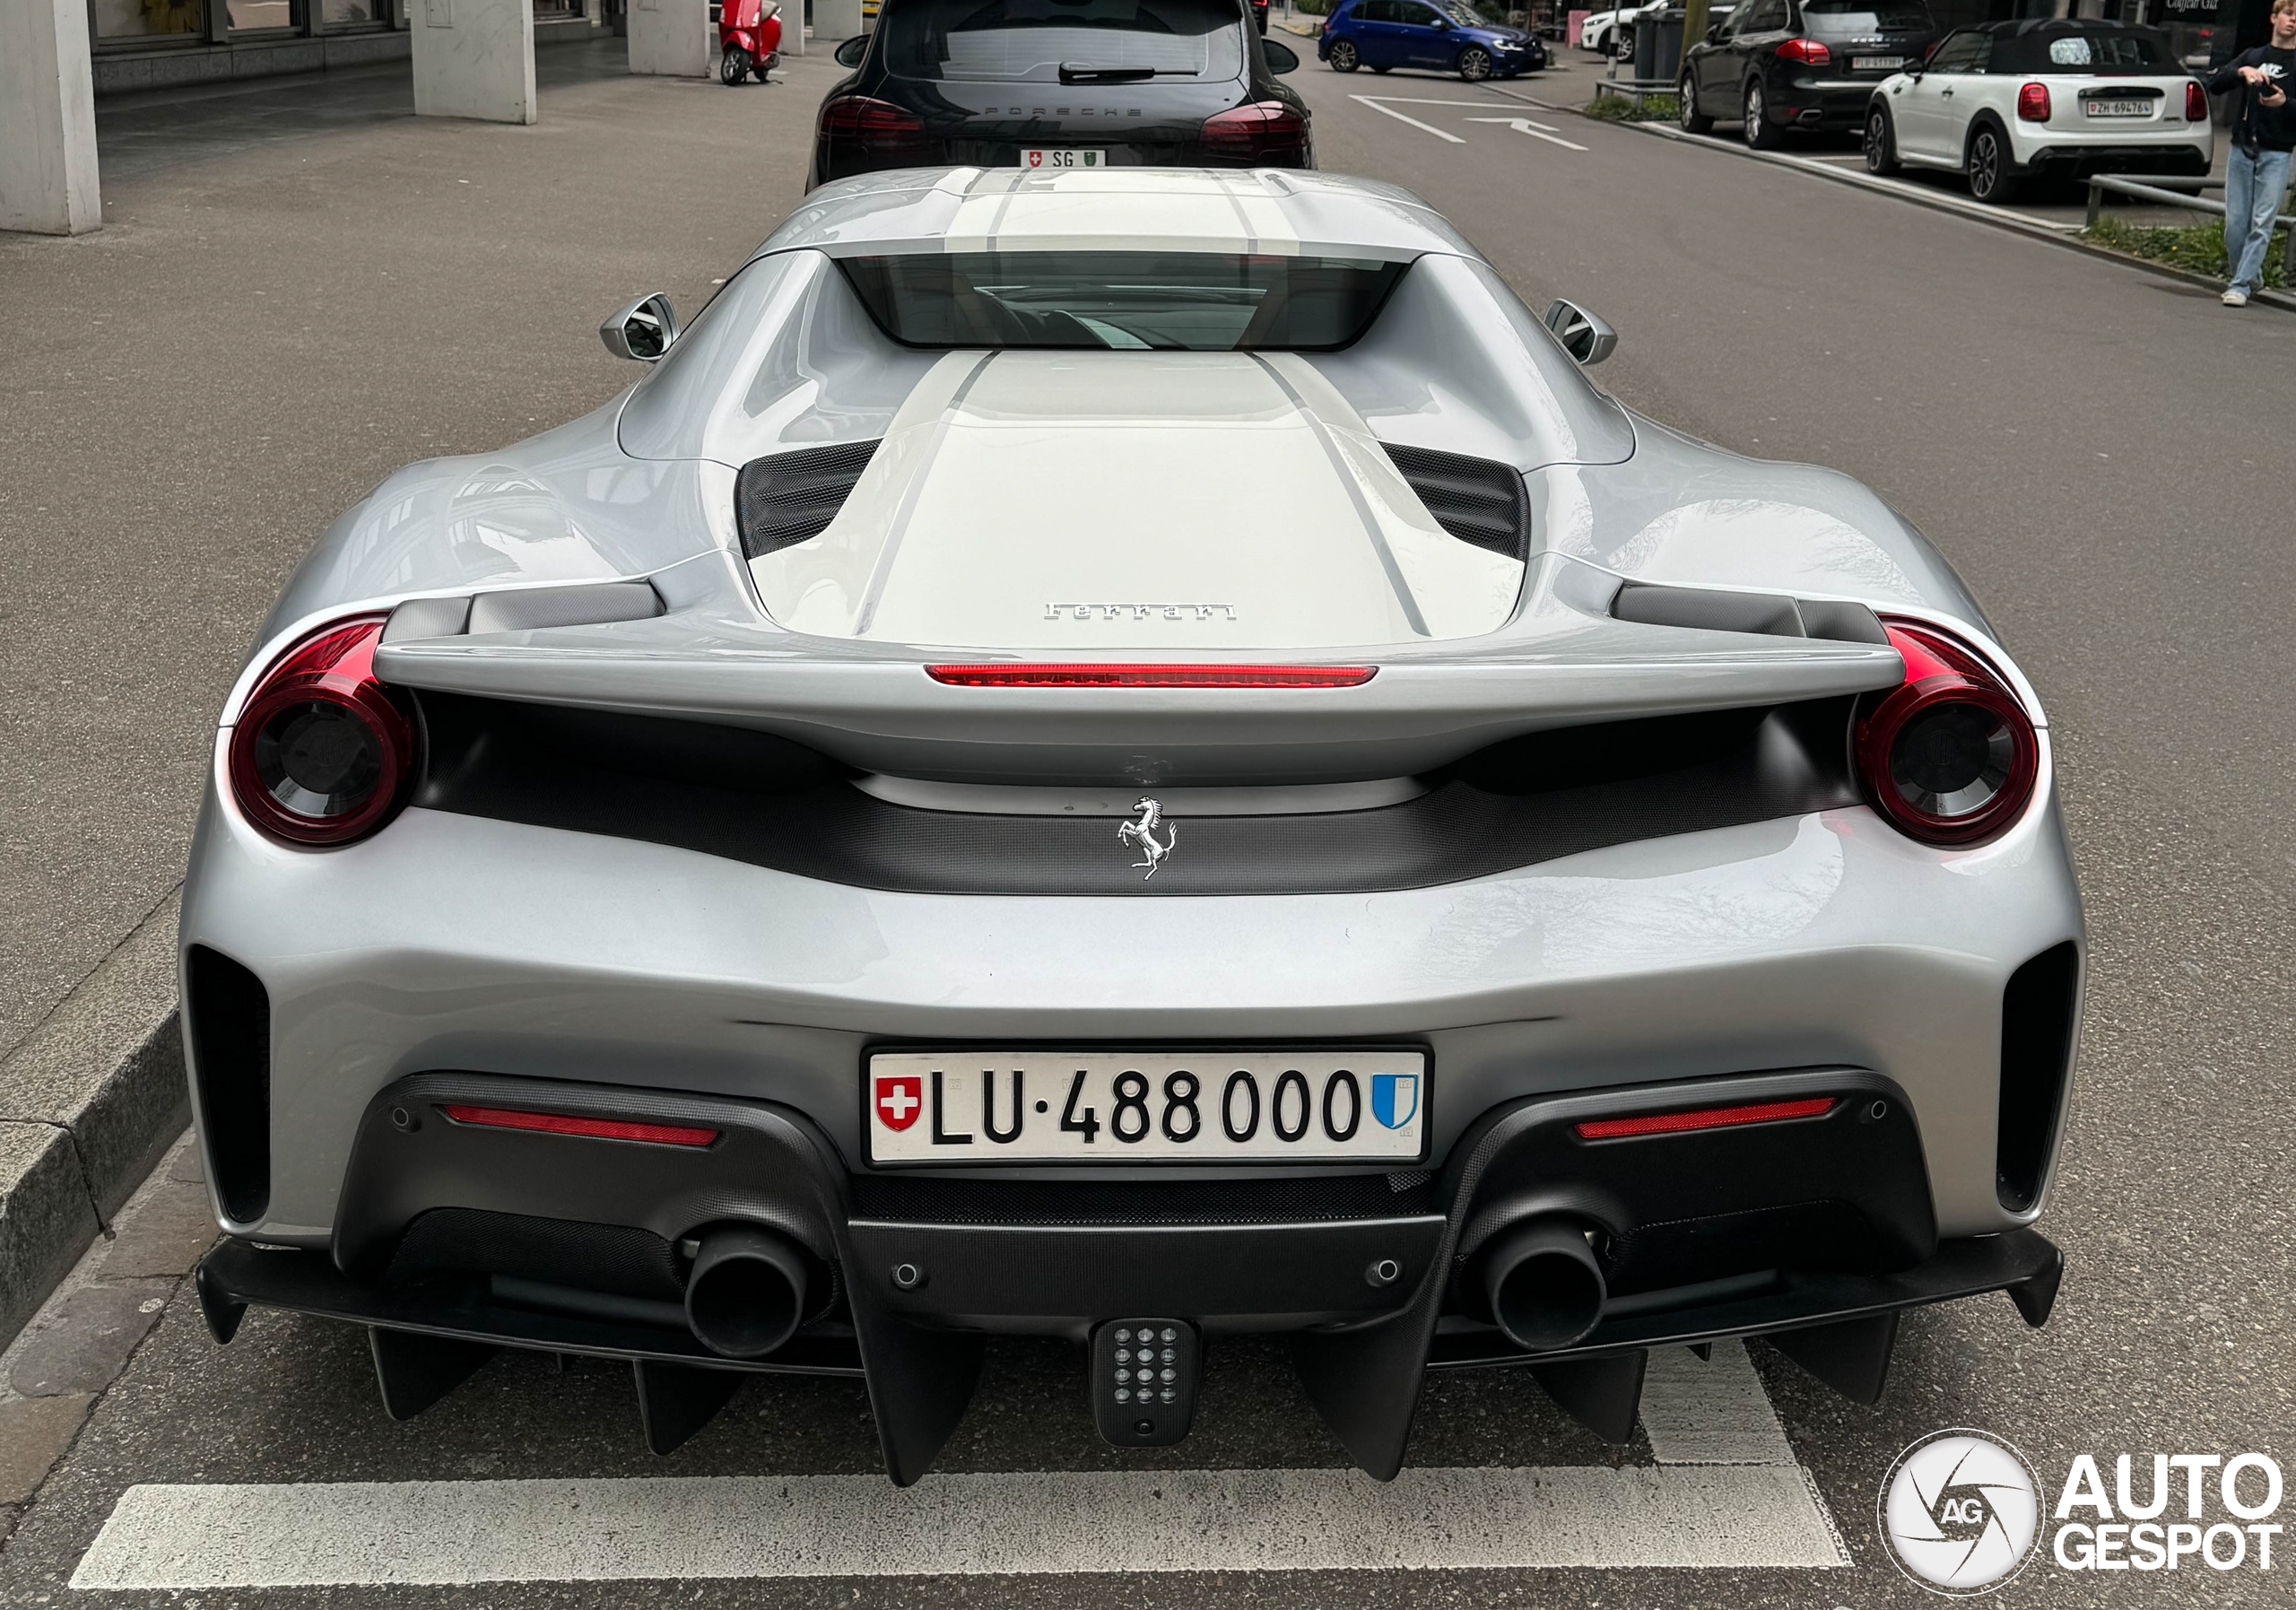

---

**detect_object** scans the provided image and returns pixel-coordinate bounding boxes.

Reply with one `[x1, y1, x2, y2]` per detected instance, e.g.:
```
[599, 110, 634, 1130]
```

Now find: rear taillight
[1775, 38, 1831, 65]
[1853, 618, 2039, 847]
[1200, 101, 1310, 162]
[2017, 82, 2051, 121]
[926, 663, 1375, 688]
[1574, 1096, 1836, 1141]
[440, 1105, 720, 1147]
[818, 95, 927, 161]
[227, 615, 417, 847]
[2186, 81, 2208, 122]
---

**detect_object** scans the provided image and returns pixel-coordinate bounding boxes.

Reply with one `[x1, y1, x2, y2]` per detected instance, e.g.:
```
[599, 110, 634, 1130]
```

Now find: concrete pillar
[0, 0, 101, 236]
[628, 0, 710, 76]
[411, 0, 538, 125]
[813, 0, 865, 47]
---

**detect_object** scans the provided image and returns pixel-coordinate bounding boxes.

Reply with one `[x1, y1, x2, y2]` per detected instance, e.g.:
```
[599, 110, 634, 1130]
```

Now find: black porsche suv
[809, 0, 1312, 187]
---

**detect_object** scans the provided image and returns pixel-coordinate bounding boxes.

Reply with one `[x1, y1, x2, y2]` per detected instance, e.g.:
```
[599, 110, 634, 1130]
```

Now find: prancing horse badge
[1118, 797, 1178, 879]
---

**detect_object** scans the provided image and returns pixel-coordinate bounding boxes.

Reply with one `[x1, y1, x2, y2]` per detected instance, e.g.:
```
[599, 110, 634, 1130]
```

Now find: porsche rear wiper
[1057, 63, 1200, 83]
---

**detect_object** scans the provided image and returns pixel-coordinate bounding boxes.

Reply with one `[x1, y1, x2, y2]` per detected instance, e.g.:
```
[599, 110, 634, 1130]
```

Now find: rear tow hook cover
[1092, 1318, 1198, 1448]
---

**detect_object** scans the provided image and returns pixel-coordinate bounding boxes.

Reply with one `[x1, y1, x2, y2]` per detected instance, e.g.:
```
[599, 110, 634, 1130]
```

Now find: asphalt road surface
[4, 42, 2292, 1610]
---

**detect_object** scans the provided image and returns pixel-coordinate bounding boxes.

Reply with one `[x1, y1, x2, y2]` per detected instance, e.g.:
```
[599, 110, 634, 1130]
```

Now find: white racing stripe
[1350, 95, 1467, 144]
[69, 1345, 1849, 1588]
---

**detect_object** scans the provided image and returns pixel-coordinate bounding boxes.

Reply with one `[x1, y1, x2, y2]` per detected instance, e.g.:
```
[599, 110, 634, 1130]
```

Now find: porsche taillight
[1200, 101, 1310, 163]
[818, 96, 927, 162]
[226, 615, 418, 847]
[1775, 38, 1831, 65]
[1852, 618, 2039, 847]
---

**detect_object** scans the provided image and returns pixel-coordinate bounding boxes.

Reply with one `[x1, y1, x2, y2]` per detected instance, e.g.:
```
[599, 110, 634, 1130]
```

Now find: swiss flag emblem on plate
[874, 1074, 924, 1133]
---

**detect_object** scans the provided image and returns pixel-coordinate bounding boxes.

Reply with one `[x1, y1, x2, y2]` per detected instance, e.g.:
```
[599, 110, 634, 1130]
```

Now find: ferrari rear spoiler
[369, 562, 1906, 785]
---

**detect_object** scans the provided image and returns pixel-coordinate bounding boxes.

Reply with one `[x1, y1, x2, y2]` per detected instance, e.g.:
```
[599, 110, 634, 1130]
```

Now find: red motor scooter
[718, 0, 782, 85]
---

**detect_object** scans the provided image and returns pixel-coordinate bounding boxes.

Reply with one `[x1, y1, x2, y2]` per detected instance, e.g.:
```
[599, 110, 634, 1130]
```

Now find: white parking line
[1358, 96, 1534, 108]
[69, 1345, 1850, 1588]
[1465, 116, 1590, 152]
[1350, 94, 1466, 143]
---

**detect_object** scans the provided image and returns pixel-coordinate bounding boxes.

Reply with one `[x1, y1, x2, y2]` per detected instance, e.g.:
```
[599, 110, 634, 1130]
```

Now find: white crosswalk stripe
[69, 1345, 1849, 1588]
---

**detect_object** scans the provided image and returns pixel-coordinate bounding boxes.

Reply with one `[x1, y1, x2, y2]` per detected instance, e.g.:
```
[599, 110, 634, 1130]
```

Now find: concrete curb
[0, 892, 189, 1353]
[1492, 85, 2296, 314]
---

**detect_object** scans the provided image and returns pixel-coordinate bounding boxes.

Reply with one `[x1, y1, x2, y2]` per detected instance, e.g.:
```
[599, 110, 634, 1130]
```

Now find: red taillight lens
[926, 663, 1375, 688]
[819, 95, 927, 159]
[2186, 81, 2208, 122]
[1853, 618, 2039, 847]
[440, 1105, 719, 1147]
[1575, 1096, 1836, 1141]
[2017, 82, 2050, 121]
[227, 615, 417, 847]
[1775, 38, 1831, 65]
[1200, 101, 1310, 162]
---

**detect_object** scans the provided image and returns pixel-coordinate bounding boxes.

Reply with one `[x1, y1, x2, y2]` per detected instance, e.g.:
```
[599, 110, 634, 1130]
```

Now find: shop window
[91, 0, 207, 39]
[321, 0, 390, 22]
[227, 0, 302, 28]
[535, 0, 587, 16]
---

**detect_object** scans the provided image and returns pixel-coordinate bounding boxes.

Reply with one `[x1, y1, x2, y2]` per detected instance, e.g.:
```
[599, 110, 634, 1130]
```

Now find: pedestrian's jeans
[2224, 145, 2293, 295]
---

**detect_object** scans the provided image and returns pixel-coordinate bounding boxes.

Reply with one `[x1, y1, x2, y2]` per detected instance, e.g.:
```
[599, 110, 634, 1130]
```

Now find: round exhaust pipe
[684, 1225, 809, 1358]
[1482, 1217, 1606, 1352]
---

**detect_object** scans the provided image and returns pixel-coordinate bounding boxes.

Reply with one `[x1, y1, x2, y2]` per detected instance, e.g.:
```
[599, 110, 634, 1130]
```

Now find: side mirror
[1264, 39, 1300, 73]
[834, 33, 867, 67]
[1543, 298, 1617, 366]
[600, 292, 677, 362]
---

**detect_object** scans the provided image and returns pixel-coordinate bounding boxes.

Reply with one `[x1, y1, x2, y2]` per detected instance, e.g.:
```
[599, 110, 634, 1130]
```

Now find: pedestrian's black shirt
[2210, 46, 2296, 152]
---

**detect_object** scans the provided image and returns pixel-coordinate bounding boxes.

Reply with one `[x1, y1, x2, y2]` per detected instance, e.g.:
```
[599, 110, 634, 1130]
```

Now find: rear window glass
[878, 0, 1246, 83]
[1800, 0, 1932, 35]
[2024, 30, 2166, 70]
[838, 251, 1407, 350]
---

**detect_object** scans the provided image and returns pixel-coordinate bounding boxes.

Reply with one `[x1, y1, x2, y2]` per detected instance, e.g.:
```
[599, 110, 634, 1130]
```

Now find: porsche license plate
[1022, 148, 1108, 169]
[1853, 55, 1903, 71]
[865, 1050, 1428, 1164]
[2084, 100, 2152, 117]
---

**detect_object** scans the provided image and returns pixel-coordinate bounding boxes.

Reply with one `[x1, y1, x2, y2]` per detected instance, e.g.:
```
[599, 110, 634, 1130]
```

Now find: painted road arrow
[1465, 116, 1588, 152]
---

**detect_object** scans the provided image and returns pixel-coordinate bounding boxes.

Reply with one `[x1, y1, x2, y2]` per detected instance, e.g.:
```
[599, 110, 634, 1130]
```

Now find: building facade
[85, 0, 613, 95]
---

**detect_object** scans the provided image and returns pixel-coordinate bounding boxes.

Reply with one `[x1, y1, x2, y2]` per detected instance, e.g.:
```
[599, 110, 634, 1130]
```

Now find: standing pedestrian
[2210, 0, 2296, 307]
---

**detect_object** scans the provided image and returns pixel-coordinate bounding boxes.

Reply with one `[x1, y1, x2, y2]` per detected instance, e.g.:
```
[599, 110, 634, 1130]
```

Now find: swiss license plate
[2085, 100, 2152, 117]
[1022, 148, 1107, 170]
[865, 1049, 1428, 1164]
[1853, 55, 1903, 71]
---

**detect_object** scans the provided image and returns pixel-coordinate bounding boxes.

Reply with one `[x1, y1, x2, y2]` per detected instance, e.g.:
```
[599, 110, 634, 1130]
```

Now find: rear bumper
[2014, 136, 2213, 176]
[192, 1065, 2065, 1482]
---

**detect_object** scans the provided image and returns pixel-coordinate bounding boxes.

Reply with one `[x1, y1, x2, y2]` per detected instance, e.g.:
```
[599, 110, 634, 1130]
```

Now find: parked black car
[809, 0, 1311, 188]
[1678, 0, 1939, 148]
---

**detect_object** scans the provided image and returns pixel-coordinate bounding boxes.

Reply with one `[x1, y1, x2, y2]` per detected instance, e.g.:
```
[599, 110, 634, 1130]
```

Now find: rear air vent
[1379, 441, 1530, 561]
[1996, 941, 2080, 1213]
[1613, 582, 1889, 645]
[185, 945, 272, 1224]
[735, 439, 881, 559]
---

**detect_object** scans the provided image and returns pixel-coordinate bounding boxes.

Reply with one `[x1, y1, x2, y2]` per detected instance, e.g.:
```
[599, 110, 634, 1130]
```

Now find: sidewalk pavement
[0, 39, 843, 1351]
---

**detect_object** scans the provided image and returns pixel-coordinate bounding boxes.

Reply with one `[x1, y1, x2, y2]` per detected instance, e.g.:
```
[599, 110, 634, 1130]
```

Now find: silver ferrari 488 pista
[185, 167, 2080, 1483]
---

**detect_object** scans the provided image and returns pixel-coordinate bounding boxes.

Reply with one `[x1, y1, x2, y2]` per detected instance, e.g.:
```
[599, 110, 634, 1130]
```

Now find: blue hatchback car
[1318, 0, 1548, 81]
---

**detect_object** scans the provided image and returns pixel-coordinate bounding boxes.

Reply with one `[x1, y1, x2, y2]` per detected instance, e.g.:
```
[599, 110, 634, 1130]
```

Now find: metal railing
[2084, 172, 2296, 277]
[1592, 77, 1676, 106]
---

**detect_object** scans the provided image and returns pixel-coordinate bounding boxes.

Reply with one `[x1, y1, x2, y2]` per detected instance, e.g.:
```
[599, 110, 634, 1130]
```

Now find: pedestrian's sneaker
[2222, 288, 2251, 307]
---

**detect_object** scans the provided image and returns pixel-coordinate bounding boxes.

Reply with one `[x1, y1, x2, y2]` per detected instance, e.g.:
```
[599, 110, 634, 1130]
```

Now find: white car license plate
[1853, 55, 1903, 71]
[1022, 148, 1107, 170]
[865, 1050, 1428, 1164]
[2084, 100, 2152, 117]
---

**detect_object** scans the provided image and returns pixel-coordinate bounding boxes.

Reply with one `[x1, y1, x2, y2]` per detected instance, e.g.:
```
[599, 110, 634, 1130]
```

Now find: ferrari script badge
[1118, 797, 1178, 880]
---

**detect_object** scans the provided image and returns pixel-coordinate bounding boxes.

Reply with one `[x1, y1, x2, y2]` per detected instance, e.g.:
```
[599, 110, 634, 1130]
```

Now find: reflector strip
[439, 1105, 718, 1148]
[1572, 1097, 1836, 1142]
[926, 664, 1377, 689]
